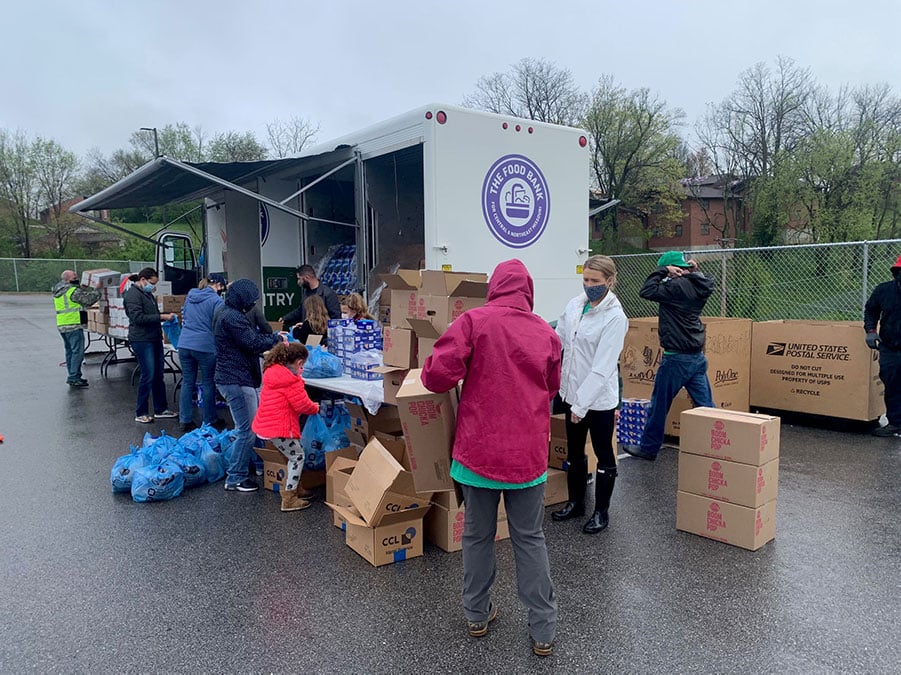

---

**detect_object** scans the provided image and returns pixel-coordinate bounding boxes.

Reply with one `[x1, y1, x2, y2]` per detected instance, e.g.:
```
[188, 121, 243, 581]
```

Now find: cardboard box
[158, 295, 186, 314]
[394, 369, 456, 493]
[676, 491, 776, 551]
[548, 414, 597, 472]
[418, 270, 489, 333]
[373, 366, 409, 406]
[330, 504, 431, 566]
[678, 453, 779, 508]
[344, 402, 402, 448]
[544, 467, 568, 506]
[620, 317, 753, 436]
[431, 483, 506, 519]
[344, 439, 432, 527]
[326, 456, 358, 529]
[407, 319, 441, 368]
[258, 444, 348, 492]
[380, 270, 426, 328]
[80, 269, 119, 288]
[679, 408, 779, 466]
[383, 326, 417, 369]
[424, 504, 510, 552]
[750, 320, 884, 421]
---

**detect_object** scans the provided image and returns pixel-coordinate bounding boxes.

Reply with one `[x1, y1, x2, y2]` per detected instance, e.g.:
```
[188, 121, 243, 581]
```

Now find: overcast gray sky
[2, 0, 898, 157]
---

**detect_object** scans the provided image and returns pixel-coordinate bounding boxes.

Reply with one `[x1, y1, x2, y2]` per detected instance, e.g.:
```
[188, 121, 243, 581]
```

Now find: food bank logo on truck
[481, 154, 550, 248]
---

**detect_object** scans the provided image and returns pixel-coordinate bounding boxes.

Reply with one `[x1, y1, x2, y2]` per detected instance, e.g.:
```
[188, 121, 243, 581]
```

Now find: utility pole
[140, 127, 160, 158]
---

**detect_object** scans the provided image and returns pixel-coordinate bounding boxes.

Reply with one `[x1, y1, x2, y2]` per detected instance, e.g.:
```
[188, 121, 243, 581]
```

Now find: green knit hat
[657, 251, 691, 268]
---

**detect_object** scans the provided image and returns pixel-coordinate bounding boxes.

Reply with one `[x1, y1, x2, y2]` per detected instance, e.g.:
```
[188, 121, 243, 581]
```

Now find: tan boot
[297, 487, 315, 499]
[280, 487, 311, 512]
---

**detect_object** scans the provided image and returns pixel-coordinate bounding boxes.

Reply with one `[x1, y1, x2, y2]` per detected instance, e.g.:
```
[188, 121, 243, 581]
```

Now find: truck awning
[71, 146, 357, 212]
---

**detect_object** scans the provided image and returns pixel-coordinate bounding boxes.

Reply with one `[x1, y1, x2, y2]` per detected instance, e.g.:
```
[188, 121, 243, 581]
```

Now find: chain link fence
[610, 239, 901, 322]
[0, 258, 154, 293]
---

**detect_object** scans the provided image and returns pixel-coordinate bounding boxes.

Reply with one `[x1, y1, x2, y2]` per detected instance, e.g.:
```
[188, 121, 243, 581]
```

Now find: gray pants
[460, 482, 557, 643]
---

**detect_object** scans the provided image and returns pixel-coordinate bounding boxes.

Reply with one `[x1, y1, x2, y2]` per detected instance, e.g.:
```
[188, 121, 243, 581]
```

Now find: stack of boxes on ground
[617, 398, 651, 447]
[676, 407, 780, 551]
[82, 268, 185, 343]
[619, 317, 753, 437]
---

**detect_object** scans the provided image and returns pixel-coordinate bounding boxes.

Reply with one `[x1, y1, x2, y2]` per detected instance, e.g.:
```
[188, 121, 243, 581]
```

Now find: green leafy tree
[207, 131, 267, 162]
[33, 138, 80, 255]
[0, 129, 39, 257]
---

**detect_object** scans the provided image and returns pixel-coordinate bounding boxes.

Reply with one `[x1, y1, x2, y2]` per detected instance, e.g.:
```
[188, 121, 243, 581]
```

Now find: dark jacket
[865, 279, 901, 351]
[421, 260, 562, 483]
[179, 286, 223, 353]
[124, 284, 164, 342]
[281, 281, 342, 328]
[639, 267, 714, 353]
[292, 320, 328, 347]
[214, 279, 281, 388]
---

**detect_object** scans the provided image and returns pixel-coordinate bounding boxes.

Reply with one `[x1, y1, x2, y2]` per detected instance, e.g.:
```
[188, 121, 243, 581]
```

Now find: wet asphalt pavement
[1, 293, 899, 674]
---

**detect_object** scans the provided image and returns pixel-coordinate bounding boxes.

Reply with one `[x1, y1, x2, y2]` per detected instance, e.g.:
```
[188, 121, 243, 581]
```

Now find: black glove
[866, 332, 880, 350]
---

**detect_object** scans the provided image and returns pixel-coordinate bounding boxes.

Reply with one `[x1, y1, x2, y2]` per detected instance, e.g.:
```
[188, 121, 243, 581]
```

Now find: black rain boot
[552, 467, 586, 521]
[583, 468, 616, 534]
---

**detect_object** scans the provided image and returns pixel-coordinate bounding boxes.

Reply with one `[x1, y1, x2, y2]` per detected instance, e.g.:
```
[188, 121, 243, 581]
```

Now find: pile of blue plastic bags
[110, 425, 235, 502]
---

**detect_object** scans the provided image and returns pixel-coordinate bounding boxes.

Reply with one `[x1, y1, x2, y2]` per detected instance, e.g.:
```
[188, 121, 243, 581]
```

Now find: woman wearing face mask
[551, 255, 628, 534]
[177, 273, 227, 432]
[123, 267, 178, 424]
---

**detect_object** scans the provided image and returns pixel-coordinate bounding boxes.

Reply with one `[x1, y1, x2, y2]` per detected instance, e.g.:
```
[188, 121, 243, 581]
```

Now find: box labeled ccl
[750, 320, 884, 421]
[676, 491, 776, 551]
[329, 503, 430, 566]
[679, 408, 779, 466]
[620, 317, 752, 436]
[548, 413, 597, 472]
[678, 453, 778, 508]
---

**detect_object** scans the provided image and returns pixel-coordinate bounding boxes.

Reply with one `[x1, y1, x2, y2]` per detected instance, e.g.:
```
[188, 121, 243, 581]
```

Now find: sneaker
[155, 409, 178, 419]
[134, 415, 154, 424]
[872, 424, 901, 437]
[468, 603, 498, 638]
[68, 380, 89, 388]
[224, 478, 259, 492]
[622, 444, 657, 461]
[531, 638, 554, 657]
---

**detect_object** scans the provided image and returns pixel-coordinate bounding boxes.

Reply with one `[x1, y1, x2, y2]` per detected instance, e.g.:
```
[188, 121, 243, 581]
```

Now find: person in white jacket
[551, 255, 628, 534]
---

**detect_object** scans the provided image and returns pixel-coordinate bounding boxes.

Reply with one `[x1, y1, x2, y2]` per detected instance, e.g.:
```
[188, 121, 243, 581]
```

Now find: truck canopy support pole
[278, 157, 358, 205]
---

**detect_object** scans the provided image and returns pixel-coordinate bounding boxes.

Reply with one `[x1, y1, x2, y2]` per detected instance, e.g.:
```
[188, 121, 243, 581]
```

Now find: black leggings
[561, 401, 617, 475]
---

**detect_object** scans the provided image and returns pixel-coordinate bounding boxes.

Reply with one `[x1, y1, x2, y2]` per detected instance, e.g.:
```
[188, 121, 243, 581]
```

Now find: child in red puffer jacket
[252, 342, 320, 512]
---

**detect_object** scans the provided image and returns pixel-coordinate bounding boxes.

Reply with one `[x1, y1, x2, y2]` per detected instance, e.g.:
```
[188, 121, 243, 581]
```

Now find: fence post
[13, 258, 19, 292]
[861, 241, 869, 321]
[720, 250, 727, 317]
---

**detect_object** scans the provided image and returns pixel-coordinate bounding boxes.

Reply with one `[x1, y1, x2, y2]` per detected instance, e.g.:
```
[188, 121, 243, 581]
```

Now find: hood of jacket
[225, 278, 259, 312]
[186, 286, 221, 305]
[52, 280, 75, 297]
[486, 259, 533, 312]
[262, 363, 299, 389]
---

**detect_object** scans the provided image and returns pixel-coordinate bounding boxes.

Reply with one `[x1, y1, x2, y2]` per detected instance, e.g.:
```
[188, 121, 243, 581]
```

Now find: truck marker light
[436, 111, 447, 124]
[515, 124, 521, 132]
[502, 122, 508, 129]
[425, 111, 433, 119]
[579, 136, 588, 147]
[528, 127, 534, 134]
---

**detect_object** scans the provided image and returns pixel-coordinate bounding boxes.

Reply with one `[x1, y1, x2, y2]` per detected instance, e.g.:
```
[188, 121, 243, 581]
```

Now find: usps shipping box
[677, 453, 779, 508]
[676, 491, 776, 551]
[425, 504, 510, 552]
[620, 317, 752, 436]
[750, 320, 884, 421]
[679, 408, 780, 466]
[395, 369, 456, 493]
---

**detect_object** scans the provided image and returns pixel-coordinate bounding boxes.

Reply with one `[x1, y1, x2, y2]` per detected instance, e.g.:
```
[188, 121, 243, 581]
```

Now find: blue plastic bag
[162, 315, 181, 348]
[110, 445, 150, 493]
[303, 346, 343, 378]
[142, 431, 182, 463]
[302, 412, 351, 471]
[130, 459, 186, 503]
[200, 442, 225, 483]
[168, 451, 207, 488]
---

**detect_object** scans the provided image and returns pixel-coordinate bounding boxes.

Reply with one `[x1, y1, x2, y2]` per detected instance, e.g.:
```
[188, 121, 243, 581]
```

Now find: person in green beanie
[623, 251, 715, 461]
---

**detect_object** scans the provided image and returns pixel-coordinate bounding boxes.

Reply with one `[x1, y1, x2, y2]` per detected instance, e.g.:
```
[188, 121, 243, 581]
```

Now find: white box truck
[75, 104, 590, 320]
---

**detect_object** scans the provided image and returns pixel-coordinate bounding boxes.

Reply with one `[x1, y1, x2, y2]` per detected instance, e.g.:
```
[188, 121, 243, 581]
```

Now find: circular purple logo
[481, 154, 551, 248]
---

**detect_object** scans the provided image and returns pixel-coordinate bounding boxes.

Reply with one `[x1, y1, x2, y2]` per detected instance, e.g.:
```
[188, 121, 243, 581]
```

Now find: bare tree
[463, 58, 588, 126]
[33, 138, 80, 255]
[266, 116, 320, 158]
[0, 129, 40, 257]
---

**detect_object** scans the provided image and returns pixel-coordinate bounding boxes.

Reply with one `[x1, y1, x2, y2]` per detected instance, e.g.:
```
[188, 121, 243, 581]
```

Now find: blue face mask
[584, 284, 607, 302]
[143, 283, 155, 293]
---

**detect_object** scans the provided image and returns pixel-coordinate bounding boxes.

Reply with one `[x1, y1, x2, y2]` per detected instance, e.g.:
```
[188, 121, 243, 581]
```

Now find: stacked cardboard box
[620, 317, 753, 436]
[424, 489, 510, 552]
[749, 320, 884, 421]
[327, 438, 433, 566]
[80, 269, 120, 289]
[344, 401, 403, 449]
[107, 298, 129, 339]
[676, 407, 780, 551]
[547, 414, 596, 475]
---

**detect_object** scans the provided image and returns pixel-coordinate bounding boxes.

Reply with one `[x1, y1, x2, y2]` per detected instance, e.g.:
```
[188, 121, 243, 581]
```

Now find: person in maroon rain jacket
[421, 259, 562, 658]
